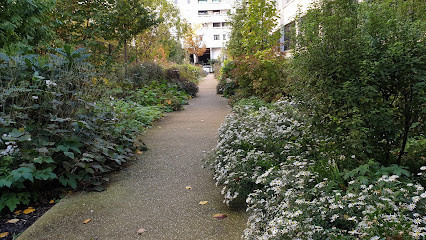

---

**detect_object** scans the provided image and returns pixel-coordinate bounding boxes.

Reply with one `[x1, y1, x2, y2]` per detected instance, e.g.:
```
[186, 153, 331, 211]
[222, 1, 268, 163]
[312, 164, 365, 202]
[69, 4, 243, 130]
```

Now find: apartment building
[174, 0, 234, 63]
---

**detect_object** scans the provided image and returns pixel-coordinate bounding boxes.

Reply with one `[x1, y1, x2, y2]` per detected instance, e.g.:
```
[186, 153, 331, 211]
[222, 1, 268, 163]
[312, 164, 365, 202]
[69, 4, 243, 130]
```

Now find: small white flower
[32, 96, 39, 99]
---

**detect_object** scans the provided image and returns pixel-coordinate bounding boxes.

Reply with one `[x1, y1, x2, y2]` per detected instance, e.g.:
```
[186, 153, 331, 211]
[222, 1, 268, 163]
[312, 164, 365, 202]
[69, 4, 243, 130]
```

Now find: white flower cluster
[0, 138, 19, 157]
[245, 160, 426, 239]
[209, 99, 307, 204]
[210, 98, 425, 239]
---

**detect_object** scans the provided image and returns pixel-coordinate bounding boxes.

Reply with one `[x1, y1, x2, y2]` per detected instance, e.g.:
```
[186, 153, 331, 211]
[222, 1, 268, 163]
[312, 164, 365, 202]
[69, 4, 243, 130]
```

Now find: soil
[0, 202, 54, 240]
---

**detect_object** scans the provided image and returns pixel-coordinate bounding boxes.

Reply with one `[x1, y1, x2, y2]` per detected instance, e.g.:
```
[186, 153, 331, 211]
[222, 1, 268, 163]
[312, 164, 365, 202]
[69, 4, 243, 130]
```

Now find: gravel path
[17, 74, 247, 240]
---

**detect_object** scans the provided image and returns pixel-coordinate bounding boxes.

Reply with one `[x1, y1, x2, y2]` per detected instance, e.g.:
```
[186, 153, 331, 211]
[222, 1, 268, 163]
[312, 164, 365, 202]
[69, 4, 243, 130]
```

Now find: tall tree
[226, 0, 279, 57]
[98, 0, 159, 66]
[0, 0, 55, 50]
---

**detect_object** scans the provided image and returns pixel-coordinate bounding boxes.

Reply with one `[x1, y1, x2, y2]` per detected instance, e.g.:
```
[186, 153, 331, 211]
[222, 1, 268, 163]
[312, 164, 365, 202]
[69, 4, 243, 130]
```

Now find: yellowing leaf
[213, 214, 227, 220]
[82, 219, 91, 224]
[343, 214, 350, 220]
[49, 200, 55, 204]
[135, 150, 143, 154]
[6, 219, 19, 224]
[166, 99, 172, 105]
[0, 232, 9, 238]
[23, 207, 35, 214]
[199, 201, 208, 205]
[14, 210, 22, 215]
[137, 228, 146, 234]
[185, 186, 192, 190]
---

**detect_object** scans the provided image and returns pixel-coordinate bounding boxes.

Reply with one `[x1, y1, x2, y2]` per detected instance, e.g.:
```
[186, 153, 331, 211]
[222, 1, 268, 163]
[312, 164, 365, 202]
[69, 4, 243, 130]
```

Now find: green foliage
[127, 62, 165, 88]
[133, 81, 189, 112]
[0, 0, 55, 50]
[173, 64, 204, 83]
[228, 49, 288, 102]
[291, 0, 426, 169]
[165, 67, 199, 97]
[226, 0, 280, 57]
[0, 48, 191, 212]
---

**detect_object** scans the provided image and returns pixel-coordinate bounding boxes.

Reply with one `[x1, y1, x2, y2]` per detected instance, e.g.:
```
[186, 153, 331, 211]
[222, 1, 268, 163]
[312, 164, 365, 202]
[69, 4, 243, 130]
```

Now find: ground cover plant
[208, 98, 426, 239]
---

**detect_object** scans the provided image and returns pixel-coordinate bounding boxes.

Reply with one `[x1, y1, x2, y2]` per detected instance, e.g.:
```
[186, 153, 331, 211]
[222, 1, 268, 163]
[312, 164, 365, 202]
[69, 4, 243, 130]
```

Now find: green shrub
[173, 64, 204, 83]
[228, 49, 288, 102]
[0, 48, 137, 211]
[132, 81, 189, 112]
[165, 67, 199, 97]
[127, 62, 165, 88]
[291, 0, 426, 170]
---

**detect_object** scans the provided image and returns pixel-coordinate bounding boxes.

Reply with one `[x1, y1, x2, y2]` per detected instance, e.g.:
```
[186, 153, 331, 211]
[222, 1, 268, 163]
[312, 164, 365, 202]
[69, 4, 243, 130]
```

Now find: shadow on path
[17, 74, 248, 240]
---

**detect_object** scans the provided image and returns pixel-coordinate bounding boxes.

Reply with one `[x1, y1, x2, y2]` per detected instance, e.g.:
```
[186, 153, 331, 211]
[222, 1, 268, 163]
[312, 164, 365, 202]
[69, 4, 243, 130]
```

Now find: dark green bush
[127, 62, 165, 88]
[165, 67, 199, 97]
[291, 0, 425, 170]
[0, 47, 138, 212]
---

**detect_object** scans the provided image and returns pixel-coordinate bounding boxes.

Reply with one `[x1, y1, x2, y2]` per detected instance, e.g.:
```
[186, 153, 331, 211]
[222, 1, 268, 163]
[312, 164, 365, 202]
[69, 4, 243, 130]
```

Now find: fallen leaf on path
[6, 219, 19, 224]
[137, 228, 146, 234]
[213, 214, 228, 220]
[0, 232, 9, 238]
[135, 150, 143, 154]
[23, 207, 35, 214]
[14, 210, 22, 215]
[185, 186, 192, 190]
[82, 219, 92, 224]
[199, 201, 208, 205]
[49, 200, 55, 204]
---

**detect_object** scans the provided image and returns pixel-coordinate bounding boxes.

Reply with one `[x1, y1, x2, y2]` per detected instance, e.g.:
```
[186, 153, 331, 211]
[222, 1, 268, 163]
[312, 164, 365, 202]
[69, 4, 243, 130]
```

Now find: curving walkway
[18, 74, 247, 240]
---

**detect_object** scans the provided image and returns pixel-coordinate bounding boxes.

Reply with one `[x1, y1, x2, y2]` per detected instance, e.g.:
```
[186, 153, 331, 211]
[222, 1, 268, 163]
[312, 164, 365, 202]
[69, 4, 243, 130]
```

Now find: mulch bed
[0, 202, 55, 239]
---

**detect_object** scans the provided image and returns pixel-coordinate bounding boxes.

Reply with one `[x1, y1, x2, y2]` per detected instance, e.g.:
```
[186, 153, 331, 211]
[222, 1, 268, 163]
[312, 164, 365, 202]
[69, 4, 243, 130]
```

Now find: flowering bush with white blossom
[209, 98, 426, 239]
[207, 98, 311, 204]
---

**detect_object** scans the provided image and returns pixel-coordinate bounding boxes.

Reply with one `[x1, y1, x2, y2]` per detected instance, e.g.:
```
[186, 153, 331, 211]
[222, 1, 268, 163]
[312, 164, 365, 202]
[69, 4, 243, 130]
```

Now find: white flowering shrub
[207, 98, 310, 204]
[245, 160, 426, 239]
[209, 98, 426, 239]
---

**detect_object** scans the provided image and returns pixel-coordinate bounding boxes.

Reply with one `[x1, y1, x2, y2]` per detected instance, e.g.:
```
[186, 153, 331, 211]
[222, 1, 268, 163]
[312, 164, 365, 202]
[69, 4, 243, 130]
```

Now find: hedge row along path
[18, 74, 247, 240]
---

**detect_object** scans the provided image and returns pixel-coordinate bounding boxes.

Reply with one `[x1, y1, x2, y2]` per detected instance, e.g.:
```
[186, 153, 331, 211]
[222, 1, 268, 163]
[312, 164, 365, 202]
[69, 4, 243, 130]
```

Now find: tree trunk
[124, 39, 128, 75]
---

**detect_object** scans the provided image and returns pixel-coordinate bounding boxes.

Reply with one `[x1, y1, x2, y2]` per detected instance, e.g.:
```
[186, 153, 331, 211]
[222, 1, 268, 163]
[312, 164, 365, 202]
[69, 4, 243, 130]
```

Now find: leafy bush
[228, 49, 288, 102]
[0, 47, 181, 212]
[95, 101, 163, 135]
[127, 62, 165, 88]
[165, 67, 199, 97]
[132, 81, 189, 112]
[291, 0, 426, 169]
[173, 64, 204, 83]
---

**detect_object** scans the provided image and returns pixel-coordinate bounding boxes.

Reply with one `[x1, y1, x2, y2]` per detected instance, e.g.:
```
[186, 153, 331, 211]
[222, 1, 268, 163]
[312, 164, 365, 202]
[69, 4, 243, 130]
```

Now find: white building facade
[276, 0, 316, 52]
[174, 0, 234, 63]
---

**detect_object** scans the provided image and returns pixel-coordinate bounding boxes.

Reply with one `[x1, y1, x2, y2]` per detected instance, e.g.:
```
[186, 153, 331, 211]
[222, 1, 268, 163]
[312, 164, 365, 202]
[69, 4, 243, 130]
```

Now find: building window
[202, 23, 208, 28]
[213, 23, 221, 27]
[222, 22, 227, 27]
[198, 0, 207, 3]
[213, 10, 220, 15]
[283, 21, 295, 51]
[223, 34, 226, 40]
[214, 35, 220, 40]
[212, 0, 221, 2]
[198, 10, 208, 15]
